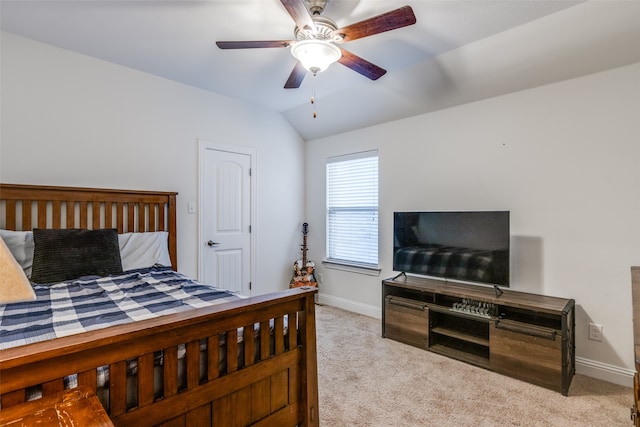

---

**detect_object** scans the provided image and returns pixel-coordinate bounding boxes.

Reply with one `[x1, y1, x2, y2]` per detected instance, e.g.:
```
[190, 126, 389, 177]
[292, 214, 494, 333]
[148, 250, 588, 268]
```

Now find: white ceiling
[2, 0, 639, 140]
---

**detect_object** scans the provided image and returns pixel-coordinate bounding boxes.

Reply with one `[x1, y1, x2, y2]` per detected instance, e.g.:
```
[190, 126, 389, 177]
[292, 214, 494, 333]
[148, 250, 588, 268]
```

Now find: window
[326, 151, 378, 266]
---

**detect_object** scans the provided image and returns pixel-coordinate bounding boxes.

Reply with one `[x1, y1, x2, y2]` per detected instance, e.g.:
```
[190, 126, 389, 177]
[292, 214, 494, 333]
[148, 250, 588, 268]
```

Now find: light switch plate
[588, 323, 603, 341]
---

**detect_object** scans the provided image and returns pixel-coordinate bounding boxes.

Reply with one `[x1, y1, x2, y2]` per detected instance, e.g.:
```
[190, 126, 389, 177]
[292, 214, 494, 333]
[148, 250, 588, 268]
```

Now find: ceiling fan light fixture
[291, 40, 341, 74]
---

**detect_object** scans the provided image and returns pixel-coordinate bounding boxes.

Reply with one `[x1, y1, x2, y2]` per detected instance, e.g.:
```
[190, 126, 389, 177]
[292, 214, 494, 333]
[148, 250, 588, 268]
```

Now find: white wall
[0, 32, 306, 294]
[305, 62, 640, 386]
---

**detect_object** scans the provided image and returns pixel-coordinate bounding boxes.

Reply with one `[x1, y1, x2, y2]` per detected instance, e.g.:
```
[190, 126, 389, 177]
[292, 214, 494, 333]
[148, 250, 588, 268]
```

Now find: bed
[0, 183, 319, 427]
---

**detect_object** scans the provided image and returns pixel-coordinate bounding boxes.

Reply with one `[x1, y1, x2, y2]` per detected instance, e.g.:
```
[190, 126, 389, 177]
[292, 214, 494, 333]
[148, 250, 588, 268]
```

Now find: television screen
[393, 211, 510, 287]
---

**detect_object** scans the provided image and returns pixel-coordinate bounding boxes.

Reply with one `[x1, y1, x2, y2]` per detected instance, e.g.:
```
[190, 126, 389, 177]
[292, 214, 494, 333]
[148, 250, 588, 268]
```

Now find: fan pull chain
[311, 73, 317, 119]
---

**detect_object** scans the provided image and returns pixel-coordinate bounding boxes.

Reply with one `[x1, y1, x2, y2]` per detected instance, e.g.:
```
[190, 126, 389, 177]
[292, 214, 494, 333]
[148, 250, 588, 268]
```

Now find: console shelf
[382, 275, 575, 395]
[430, 326, 490, 347]
[429, 343, 491, 369]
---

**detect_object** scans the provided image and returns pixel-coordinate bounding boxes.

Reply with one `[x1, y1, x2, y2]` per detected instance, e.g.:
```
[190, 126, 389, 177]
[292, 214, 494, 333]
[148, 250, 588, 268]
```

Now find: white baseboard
[317, 294, 635, 388]
[317, 293, 382, 319]
[575, 356, 634, 388]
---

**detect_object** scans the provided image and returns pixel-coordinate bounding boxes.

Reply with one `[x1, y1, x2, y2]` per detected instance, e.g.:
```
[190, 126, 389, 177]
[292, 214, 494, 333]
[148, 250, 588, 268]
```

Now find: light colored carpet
[316, 304, 633, 426]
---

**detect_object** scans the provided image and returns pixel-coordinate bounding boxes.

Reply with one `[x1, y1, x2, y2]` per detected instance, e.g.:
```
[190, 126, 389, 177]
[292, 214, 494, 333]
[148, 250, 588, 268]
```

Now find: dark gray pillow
[31, 228, 123, 283]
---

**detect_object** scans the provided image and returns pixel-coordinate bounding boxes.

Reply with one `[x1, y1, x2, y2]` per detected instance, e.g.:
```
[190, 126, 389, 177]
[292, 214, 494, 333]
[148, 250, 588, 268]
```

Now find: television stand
[382, 275, 575, 395]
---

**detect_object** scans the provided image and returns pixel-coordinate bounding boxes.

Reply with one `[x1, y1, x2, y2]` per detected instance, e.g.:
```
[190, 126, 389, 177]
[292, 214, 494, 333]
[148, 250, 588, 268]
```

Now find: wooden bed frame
[0, 183, 319, 427]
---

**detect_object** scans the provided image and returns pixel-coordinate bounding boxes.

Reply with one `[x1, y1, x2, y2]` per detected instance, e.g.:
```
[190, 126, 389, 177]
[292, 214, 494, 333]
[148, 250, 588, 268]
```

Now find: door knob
[207, 240, 220, 247]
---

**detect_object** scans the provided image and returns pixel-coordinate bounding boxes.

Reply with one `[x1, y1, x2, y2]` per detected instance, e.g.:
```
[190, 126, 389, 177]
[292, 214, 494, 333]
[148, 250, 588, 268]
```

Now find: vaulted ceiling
[2, 1, 639, 140]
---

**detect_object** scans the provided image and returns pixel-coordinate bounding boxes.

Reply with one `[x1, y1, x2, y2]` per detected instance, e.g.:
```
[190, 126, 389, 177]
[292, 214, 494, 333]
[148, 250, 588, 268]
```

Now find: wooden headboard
[0, 184, 178, 269]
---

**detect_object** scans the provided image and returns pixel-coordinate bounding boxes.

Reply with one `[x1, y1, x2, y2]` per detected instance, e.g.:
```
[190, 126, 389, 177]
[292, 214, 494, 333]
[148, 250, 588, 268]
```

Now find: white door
[199, 143, 254, 295]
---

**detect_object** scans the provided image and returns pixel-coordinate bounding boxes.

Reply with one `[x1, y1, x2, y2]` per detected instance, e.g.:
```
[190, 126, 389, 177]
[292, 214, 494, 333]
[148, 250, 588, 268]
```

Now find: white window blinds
[326, 151, 379, 266]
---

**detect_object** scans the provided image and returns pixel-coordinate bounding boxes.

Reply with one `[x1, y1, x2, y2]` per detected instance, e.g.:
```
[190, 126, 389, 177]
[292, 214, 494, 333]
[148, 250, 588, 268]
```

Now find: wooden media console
[382, 275, 575, 395]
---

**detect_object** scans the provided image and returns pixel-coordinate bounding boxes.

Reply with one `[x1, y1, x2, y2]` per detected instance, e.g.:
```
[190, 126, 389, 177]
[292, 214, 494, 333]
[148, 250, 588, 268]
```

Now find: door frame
[197, 139, 257, 295]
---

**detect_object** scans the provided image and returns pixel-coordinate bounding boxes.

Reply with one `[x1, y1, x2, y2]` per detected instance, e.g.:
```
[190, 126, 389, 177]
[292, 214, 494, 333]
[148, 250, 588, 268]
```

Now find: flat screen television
[393, 211, 510, 287]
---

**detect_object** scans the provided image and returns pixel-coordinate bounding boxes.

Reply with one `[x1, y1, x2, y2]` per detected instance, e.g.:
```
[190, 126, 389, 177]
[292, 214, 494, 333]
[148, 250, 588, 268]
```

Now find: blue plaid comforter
[0, 267, 240, 350]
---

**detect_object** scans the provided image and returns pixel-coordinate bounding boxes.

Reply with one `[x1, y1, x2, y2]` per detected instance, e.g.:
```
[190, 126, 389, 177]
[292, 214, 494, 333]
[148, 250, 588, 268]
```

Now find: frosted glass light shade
[291, 40, 341, 74]
[0, 237, 36, 304]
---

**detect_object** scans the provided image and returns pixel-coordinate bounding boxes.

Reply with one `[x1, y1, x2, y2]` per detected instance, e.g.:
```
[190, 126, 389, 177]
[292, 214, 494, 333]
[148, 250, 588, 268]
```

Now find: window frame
[324, 150, 380, 274]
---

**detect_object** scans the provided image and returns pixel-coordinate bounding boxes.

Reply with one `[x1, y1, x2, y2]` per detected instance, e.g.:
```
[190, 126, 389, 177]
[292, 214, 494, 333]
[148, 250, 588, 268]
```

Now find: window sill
[322, 260, 381, 276]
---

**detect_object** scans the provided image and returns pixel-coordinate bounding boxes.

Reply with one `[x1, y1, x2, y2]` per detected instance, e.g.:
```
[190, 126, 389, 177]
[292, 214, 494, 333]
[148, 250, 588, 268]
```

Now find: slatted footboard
[0, 287, 319, 427]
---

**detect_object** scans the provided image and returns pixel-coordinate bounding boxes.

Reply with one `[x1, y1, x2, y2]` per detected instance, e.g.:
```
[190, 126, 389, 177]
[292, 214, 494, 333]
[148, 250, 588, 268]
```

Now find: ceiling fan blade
[216, 40, 293, 49]
[280, 0, 316, 33]
[338, 48, 386, 81]
[284, 61, 307, 89]
[332, 5, 416, 43]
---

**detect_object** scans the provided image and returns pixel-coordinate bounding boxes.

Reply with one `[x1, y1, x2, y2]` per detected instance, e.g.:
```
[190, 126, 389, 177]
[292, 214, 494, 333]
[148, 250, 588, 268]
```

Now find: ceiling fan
[216, 0, 417, 89]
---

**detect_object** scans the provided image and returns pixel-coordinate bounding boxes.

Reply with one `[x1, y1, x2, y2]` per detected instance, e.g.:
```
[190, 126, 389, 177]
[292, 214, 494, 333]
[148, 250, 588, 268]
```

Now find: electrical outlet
[588, 323, 603, 342]
[187, 201, 196, 214]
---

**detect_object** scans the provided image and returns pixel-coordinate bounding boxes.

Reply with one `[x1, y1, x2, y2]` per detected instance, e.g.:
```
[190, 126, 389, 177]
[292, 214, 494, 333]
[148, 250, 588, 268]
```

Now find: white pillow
[118, 232, 172, 271]
[0, 229, 34, 277]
